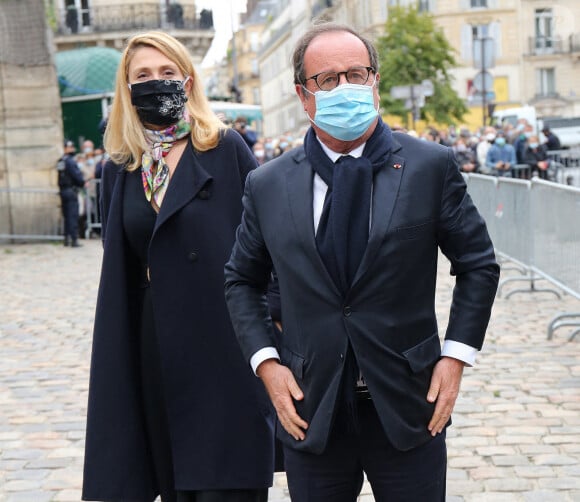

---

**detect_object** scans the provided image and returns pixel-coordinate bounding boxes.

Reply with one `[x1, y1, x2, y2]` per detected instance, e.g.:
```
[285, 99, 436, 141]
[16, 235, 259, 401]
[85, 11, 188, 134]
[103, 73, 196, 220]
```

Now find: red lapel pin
[393, 163, 402, 169]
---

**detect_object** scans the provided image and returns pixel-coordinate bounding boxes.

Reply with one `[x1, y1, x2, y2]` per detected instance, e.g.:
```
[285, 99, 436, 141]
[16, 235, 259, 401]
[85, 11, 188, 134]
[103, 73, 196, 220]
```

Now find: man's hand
[257, 359, 309, 441]
[426, 356, 465, 436]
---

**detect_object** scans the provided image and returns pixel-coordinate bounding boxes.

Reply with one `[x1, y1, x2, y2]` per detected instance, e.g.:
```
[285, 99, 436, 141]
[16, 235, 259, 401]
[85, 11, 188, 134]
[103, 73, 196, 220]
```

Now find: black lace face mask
[130, 78, 188, 127]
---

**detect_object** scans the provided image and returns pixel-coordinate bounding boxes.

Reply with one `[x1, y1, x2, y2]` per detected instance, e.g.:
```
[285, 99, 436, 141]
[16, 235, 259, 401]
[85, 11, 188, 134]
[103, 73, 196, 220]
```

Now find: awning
[209, 101, 262, 122]
[56, 47, 121, 99]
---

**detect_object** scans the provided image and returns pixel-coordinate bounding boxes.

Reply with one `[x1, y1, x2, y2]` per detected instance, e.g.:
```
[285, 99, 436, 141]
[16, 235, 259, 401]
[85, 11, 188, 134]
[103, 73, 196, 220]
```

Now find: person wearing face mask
[453, 137, 478, 173]
[523, 134, 551, 179]
[77, 139, 98, 236]
[82, 31, 275, 502]
[224, 22, 499, 501]
[485, 131, 517, 177]
[252, 140, 267, 165]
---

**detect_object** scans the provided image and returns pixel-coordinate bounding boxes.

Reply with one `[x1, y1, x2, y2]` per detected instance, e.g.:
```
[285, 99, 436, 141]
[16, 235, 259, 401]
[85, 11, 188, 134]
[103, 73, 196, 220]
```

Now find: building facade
[224, 0, 580, 137]
[49, 0, 214, 64]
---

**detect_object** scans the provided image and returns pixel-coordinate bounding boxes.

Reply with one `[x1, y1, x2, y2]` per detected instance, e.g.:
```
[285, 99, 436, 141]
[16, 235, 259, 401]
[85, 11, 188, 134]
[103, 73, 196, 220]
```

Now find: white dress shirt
[250, 139, 477, 374]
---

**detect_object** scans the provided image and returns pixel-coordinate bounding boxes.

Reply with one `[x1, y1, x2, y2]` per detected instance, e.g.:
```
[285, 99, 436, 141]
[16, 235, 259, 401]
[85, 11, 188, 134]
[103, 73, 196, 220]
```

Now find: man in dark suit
[225, 22, 499, 502]
[57, 140, 85, 247]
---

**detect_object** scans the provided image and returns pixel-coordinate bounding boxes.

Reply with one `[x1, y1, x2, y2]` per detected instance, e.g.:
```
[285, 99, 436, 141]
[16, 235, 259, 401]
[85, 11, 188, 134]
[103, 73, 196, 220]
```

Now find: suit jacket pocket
[280, 346, 305, 380]
[402, 333, 441, 373]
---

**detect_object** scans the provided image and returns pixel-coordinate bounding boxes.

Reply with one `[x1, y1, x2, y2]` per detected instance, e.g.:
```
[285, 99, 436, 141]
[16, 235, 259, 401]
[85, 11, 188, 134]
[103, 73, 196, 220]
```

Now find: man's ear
[295, 84, 309, 111]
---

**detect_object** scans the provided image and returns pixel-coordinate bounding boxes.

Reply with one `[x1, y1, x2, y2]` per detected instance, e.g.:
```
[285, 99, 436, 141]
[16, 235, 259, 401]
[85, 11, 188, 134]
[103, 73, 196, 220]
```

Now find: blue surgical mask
[495, 137, 506, 147]
[304, 81, 378, 141]
[529, 142, 538, 149]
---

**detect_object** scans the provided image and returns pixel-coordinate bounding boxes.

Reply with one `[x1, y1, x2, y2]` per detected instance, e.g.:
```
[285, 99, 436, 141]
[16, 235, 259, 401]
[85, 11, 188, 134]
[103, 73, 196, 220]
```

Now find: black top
[123, 168, 157, 269]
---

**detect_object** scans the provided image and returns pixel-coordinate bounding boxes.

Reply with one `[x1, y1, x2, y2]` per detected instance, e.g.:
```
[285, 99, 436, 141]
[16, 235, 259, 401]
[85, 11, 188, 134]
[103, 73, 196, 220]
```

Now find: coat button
[198, 190, 210, 200]
[343, 306, 352, 317]
[188, 251, 198, 262]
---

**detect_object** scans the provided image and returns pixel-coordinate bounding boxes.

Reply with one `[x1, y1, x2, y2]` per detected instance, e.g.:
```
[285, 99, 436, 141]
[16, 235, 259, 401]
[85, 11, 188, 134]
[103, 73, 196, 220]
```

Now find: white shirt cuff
[441, 339, 478, 367]
[250, 347, 280, 376]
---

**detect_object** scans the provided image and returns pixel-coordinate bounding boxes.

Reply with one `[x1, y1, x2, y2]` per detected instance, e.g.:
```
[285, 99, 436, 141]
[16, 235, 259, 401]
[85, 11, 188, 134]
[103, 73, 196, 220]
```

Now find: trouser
[284, 399, 447, 502]
[60, 188, 79, 241]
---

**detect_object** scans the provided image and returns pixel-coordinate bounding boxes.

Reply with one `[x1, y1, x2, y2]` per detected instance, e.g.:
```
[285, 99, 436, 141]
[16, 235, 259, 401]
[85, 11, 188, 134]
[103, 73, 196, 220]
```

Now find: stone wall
[0, 0, 64, 191]
[0, 0, 64, 239]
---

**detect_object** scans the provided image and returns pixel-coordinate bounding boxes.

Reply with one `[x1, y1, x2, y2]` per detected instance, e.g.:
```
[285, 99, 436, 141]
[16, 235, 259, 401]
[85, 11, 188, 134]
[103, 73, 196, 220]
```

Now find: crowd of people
[56, 138, 108, 246]
[391, 120, 561, 179]
[235, 116, 563, 182]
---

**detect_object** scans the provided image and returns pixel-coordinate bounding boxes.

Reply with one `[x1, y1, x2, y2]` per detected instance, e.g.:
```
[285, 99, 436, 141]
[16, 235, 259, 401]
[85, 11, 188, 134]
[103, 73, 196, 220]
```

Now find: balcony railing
[528, 35, 564, 55]
[55, 4, 213, 35]
[237, 71, 260, 83]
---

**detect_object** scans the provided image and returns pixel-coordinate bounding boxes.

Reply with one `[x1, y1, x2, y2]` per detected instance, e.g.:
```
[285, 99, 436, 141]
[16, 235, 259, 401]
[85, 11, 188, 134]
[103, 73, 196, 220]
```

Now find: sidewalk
[0, 240, 579, 501]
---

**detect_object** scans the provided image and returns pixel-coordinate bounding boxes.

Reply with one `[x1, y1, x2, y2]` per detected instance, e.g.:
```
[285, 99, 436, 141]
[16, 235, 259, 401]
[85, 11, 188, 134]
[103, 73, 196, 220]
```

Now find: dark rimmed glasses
[304, 66, 375, 91]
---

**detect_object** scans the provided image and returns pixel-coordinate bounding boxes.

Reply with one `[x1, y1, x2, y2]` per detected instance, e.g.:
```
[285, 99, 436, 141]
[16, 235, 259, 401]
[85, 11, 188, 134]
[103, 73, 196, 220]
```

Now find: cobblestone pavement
[0, 240, 579, 501]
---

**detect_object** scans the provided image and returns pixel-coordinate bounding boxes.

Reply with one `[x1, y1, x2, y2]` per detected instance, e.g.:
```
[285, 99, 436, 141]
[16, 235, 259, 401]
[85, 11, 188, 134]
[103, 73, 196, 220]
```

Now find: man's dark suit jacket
[225, 130, 500, 455]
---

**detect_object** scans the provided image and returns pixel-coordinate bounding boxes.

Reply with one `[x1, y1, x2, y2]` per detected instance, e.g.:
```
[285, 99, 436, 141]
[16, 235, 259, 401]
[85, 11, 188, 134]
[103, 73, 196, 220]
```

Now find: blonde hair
[104, 31, 226, 170]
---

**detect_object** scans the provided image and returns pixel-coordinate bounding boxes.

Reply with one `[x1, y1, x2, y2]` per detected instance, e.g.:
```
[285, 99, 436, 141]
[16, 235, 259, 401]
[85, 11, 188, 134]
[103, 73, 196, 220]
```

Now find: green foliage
[44, 0, 58, 31]
[377, 5, 467, 127]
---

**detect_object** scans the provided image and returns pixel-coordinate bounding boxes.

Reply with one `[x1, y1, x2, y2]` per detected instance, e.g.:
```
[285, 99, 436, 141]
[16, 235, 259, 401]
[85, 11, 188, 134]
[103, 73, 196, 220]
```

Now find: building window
[251, 59, 259, 78]
[536, 68, 555, 97]
[472, 23, 489, 40]
[64, 0, 91, 33]
[250, 32, 260, 53]
[417, 0, 430, 12]
[535, 8, 554, 51]
[470, 0, 487, 7]
[252, 87, 260, 105]
[461, 21, 501, 64]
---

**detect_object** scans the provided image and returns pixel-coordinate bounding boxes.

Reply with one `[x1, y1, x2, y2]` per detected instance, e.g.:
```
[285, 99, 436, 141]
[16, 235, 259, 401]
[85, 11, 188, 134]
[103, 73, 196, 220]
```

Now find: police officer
[57, 140, 85, 247]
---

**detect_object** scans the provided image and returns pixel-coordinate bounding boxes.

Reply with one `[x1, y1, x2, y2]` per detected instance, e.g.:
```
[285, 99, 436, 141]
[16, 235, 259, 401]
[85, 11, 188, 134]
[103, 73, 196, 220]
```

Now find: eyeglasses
[304, 66, 375, 91]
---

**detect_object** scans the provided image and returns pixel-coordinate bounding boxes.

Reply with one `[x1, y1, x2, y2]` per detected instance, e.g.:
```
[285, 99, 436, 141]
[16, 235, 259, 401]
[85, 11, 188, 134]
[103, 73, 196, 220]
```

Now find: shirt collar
[316, 137, 366, 162]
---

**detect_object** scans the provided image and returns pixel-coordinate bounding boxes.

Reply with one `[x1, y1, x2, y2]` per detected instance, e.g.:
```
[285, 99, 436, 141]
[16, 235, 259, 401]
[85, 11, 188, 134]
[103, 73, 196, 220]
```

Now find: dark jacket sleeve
[66, 157, 85, 187]
[224, 169, 276, 363]
[437, 149, 500, 349]
[99, 160, 121, 244]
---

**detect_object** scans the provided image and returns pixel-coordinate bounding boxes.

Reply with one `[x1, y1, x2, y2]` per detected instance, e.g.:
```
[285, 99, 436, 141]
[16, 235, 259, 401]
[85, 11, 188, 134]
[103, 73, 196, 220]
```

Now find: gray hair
[292, 22, 379, 85]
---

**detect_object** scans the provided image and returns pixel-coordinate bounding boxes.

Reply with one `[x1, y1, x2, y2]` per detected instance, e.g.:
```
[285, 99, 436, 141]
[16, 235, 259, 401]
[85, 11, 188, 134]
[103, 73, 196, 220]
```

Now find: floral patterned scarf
[141, 116, 191, 211]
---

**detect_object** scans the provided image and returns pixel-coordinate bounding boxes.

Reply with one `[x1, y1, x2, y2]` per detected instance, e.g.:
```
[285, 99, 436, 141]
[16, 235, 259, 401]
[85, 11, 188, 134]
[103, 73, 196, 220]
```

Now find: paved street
[0, 239, 579, 501]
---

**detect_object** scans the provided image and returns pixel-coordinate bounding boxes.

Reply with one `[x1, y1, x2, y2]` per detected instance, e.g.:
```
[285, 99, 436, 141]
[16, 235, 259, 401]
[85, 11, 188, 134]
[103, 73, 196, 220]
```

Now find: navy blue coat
[225, 130, 500, 455]
[83, 131, 275, 500]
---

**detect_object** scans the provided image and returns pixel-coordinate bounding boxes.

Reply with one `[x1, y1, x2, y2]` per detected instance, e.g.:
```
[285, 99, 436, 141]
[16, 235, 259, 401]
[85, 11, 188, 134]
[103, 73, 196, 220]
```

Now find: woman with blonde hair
[82, 31, 275, 502]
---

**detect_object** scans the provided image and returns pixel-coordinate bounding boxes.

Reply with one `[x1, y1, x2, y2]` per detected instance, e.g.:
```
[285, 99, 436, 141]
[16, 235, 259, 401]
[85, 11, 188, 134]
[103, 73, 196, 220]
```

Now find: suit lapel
[153, 141, 212, 236]
[353, 142, 405, 287]
[286, 149, 341, 296]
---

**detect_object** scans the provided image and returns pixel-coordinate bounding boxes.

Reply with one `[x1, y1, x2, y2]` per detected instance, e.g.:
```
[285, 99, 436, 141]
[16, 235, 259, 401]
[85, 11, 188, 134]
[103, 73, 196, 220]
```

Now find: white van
[491, 106, 580, 148]
[491, 105, 540, 134]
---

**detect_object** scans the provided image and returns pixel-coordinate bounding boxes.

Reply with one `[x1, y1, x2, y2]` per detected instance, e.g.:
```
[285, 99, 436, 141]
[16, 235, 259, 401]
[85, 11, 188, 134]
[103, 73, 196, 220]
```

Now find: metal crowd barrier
[546, 148, 580, 186]
[530, 179, 580, 340]
[0, 188, 63, 242]
[0, 181, 103, 243]
[511, 163, 532, 180]
[84, 179, 102, 239]
[465, 174, 580, 340]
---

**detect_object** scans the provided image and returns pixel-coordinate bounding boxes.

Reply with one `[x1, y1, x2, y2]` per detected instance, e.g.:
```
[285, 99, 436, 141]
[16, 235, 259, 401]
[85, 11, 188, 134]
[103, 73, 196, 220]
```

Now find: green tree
[377, 5, 467, 128]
